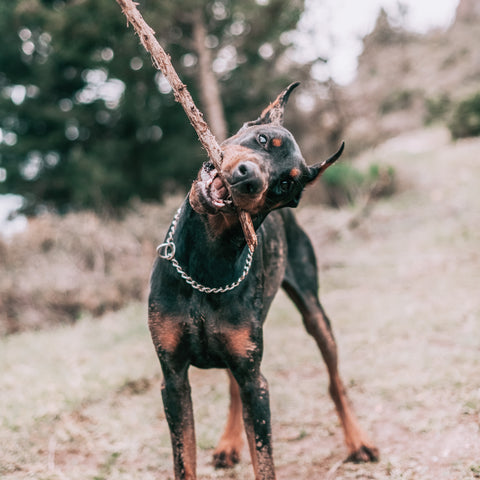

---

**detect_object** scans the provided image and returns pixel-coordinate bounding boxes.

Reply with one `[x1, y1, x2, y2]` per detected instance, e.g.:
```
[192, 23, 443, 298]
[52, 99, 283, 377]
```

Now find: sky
[0, 194, 27, 237]
[294, 0, 460, 84]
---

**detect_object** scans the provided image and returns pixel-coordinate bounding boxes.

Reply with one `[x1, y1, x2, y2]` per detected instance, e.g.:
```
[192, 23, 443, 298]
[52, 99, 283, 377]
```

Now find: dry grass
[0, 196, 183, 335]
[1, 127, 479, 479]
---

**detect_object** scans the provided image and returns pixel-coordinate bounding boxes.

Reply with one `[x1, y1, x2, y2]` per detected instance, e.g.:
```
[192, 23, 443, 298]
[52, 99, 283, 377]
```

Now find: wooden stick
[115, 0, 257, 250]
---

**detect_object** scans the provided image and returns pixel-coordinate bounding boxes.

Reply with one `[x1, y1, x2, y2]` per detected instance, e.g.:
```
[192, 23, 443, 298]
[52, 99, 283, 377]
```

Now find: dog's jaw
[189, 162, 234, 215]
[189, 144, 269, 217]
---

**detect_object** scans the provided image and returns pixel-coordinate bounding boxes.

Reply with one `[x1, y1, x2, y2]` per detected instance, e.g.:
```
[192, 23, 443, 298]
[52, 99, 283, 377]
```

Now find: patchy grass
[1, 128, 479, 479]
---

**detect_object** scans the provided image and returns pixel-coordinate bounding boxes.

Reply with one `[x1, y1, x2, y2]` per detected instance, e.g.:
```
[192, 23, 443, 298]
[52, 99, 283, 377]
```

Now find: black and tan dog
[148, 83, 378, 480]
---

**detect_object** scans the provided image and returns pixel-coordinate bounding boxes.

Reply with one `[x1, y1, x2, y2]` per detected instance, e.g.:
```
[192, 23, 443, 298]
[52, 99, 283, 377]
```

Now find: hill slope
[343, 6, 480, 151]
[1, 128, 479, 479]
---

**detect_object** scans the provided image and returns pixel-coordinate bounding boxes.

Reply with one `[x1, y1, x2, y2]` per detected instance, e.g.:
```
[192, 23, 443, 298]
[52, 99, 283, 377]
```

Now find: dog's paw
[213, 447, 241, 469]
[346, 445, 379, 463]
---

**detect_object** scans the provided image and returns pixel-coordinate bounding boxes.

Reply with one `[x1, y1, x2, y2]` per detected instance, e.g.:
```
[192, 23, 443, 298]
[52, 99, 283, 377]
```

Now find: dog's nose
[230, 161, 264, 194]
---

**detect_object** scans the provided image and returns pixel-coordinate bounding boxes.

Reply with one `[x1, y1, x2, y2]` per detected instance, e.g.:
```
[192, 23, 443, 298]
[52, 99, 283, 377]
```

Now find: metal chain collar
[156, 206, 255, 294]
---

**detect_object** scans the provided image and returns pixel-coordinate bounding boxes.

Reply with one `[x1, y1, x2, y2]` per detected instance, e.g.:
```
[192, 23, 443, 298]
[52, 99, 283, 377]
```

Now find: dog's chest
[182, 302, 260, 369]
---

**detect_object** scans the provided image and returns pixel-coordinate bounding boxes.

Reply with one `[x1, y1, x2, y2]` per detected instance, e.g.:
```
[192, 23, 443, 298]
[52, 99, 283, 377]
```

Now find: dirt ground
[1, 127, 479, 479]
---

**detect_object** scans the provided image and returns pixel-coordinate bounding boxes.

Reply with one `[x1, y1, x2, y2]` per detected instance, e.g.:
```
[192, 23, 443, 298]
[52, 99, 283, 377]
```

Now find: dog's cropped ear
[306, 142, 345, 183]
[241, 82, 300, 129]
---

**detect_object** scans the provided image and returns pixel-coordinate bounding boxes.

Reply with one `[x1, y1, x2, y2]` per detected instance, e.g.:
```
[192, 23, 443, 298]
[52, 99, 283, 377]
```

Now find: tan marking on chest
[224, 327, 256, 358]
[148, 312, 183, 354]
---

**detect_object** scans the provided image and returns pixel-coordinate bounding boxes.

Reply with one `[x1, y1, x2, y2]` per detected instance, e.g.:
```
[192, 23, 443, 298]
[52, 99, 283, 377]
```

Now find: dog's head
[189, 82, 343, 216]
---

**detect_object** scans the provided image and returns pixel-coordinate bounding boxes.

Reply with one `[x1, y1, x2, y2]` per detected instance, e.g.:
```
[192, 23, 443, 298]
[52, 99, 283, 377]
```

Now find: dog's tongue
[211, 175, 228, 200]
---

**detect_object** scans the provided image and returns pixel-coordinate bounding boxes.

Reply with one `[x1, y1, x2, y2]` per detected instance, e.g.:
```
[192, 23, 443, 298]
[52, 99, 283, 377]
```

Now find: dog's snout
[230, 161, 264, 195]
[232, 161, 257, 182]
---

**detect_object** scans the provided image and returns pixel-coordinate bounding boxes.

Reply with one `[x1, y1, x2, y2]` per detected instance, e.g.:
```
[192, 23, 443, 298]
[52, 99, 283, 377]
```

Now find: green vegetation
[471, 464, 480, 478]
[379, 88, 415, 115]
[424, 93, 451, 125]
[448, 91, 480, 139]
[321, 161, 395, 206]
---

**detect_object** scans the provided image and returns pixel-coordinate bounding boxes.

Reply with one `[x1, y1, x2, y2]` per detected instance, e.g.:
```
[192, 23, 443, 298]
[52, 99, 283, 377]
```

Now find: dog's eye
[276, 179, 293, 195]
[257, 134, 268, 147]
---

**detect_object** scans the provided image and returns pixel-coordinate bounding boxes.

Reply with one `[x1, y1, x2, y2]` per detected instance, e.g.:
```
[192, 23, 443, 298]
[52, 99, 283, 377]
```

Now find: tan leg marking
[313, 312, 379, 461]
[213, 371, 245, 468]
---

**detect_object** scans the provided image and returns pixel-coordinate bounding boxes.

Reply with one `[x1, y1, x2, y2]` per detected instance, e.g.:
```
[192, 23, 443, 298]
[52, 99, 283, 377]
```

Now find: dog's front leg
[161, 365, 197, 480]
[235, 369, 276, 480]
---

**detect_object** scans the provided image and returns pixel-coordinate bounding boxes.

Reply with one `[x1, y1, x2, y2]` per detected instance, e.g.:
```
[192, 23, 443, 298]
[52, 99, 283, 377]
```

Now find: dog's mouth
[190, 145, 268, 215]
[192, 162, 234, 213]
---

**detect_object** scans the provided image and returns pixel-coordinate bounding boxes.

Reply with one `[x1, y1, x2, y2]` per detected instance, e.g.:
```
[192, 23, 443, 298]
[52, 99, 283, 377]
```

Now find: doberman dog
[148, 83, 378, 480]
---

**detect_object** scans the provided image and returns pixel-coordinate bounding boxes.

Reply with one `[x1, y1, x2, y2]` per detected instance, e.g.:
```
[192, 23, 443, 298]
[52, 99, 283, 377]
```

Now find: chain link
[156, 206, 255, 294]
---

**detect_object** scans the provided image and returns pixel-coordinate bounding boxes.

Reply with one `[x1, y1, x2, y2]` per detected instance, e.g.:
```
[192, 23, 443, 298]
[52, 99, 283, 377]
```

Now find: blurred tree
[0, 0, 305, 214]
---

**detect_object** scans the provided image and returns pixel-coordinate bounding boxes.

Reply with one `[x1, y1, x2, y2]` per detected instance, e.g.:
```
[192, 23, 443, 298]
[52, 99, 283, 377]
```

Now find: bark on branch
[115, 0, 257, 250]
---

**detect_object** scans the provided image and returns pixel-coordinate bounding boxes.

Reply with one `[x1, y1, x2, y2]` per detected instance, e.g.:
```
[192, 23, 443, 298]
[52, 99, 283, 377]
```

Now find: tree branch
[115, 0, 257, 250]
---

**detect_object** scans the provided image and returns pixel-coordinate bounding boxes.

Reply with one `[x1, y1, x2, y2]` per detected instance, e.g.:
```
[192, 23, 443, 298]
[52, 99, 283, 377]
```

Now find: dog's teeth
[212, 199, 225, 207]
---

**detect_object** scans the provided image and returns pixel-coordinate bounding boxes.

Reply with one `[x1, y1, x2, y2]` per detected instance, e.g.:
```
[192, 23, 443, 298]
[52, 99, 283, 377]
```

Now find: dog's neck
[171, 198, 262, 287]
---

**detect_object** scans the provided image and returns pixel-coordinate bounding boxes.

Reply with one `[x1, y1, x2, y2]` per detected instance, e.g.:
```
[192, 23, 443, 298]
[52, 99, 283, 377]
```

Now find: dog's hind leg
[213, 370, 244, 468]
[282, 216, 378, 462]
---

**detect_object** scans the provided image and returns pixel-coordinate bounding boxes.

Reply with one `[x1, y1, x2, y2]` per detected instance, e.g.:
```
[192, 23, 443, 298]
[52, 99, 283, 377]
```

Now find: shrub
[379, 89, 415, 115]
[448, 91, 480, 139]
[322, 162, 395, 207]
[424, 93, 451, 125]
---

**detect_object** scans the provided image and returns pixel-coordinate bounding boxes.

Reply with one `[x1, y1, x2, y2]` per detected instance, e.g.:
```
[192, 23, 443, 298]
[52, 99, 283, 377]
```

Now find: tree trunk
[191, 9, 228, 142]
